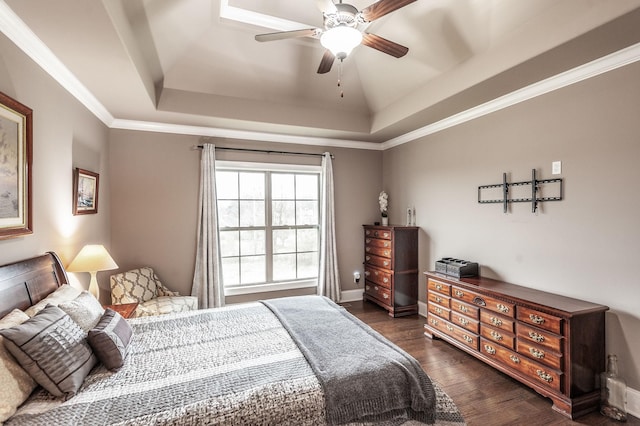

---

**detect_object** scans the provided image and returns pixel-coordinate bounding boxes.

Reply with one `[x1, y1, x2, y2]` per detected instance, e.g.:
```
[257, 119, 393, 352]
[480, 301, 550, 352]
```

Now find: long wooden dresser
[424, 272, 609, 419]
[363, 225, 418, 317]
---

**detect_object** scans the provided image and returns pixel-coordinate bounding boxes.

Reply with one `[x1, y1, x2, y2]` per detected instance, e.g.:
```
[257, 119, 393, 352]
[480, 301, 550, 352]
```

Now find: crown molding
[382, 41, 640, 150]
[2, 1, 639, 151]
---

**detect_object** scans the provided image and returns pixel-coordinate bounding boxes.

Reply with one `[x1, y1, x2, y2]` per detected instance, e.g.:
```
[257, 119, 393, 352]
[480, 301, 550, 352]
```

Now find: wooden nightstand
[103, 302, 138, 319]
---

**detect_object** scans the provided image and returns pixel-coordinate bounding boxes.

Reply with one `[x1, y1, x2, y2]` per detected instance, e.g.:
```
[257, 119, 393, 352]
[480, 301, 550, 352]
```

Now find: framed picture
[73, 168, 99, 215]
[0, 91, 33, 240]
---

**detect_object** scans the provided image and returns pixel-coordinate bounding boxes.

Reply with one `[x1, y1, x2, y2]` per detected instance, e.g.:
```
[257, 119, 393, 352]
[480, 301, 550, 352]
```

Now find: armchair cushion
[110, 267, 164, 304]
[134, 296, 198, 318]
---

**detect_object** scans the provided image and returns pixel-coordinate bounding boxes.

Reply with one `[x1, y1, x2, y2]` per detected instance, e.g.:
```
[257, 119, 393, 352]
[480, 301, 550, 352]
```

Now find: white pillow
[59, 291, 105, 332]
[24, 284, 83, 317]
[0, 309, 37, 422]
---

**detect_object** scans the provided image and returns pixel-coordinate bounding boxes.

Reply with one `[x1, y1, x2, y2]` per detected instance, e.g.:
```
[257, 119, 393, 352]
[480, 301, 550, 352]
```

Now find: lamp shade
[320, 25, 362, 58]
[67, 245, 118, 273]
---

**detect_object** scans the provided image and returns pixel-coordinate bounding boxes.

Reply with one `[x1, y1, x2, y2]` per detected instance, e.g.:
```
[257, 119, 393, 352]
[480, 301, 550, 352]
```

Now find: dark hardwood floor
[343, 300, 638, 426]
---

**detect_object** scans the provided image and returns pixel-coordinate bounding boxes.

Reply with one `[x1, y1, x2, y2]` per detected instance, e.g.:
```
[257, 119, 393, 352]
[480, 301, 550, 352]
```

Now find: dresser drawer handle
[374, 286, 379, 291]
[536, 369, 553, 383]
[446, 324, 454, 332]
[365, 238, 371, 244]
[529, 314, 545, 325]
[490, 330, 503, 341]
[435, 307, 443, 315]
[459, 305, 468, 313]
[365, 230, 371, 236]
[490, 316, 503, 327]
[497, 303, 510, 314]
[462, 335, 473, 344]
[458, 317, 469, 326]
[510, 355, 520, 364]
[364, 271, 370, 276]
[365, 256, 371, 261]
[365, 247, 371, 252]
[472, 296, 486, 306]
[374, 270, 379, 276]
[528, 332, 545, 343]
[435, 296, 443, 303]
[383, 242, 390, 248]
[530, 348, 545, 359]
[435, 284, 443, 291]
[382, 293, 389, 299]
[454, 289, 464, 297]
[484, 344, 496, 355]
[383, 261, 389, 266]
[383, 232, 390, 238]
[384, 251, 390, 256]
[365, 285, 370, 291]
[383, 278, 389, 283]
[430, 318, 439, 326]
[373, 231, 379, 237]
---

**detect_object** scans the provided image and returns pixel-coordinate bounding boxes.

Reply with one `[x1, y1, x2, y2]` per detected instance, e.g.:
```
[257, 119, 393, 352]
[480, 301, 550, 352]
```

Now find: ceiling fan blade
[360, 0, 416, 22]
[255, 28, 320, 42]
[362, 33, 409, 58]
[317, 50, 336, 74]
[316, 0, 337, 14]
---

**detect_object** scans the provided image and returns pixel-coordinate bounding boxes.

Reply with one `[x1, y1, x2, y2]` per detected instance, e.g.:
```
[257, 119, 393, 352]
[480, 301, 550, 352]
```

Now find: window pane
[272, 173, 294, 199]
[273, 254, 297, 281]
[273, 229, 295, 254]
[216, 171, 238, 199]
[272, 200, 295, 226]
[240, 230, 265, 255]
[221, 257, 239, 286]
[298, 252, 318, 278]
[219, 230, 239, 256]
[241, 256, 265, 284]
[297, 228, 318, 252]
[239, 172, 264, 199]
[296, 174, 318, 200]
[240, 200, 265, 227]
[218, 200, 238, 228]
[297, 201, 318, 225]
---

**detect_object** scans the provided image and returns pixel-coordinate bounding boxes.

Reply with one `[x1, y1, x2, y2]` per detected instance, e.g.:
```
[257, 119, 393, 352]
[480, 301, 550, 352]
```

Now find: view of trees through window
[216, 166, 320, 288]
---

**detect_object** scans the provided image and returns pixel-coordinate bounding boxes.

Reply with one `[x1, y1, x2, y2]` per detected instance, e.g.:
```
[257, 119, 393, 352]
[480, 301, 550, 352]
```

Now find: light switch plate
[552, 161, 562, 175]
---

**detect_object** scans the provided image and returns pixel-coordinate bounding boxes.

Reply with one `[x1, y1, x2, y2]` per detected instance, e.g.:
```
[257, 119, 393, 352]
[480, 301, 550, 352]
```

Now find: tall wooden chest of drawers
[362, 225, 418, 317]
[424, 272, 608, 419]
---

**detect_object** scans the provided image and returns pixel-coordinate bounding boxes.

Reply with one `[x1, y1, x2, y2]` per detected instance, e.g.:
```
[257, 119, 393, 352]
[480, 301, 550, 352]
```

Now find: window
[216, 161, 320, 295]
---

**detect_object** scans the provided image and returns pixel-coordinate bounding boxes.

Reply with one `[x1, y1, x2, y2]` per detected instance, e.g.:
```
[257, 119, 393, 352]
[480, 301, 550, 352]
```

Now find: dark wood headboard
[0, 252, 69, 317]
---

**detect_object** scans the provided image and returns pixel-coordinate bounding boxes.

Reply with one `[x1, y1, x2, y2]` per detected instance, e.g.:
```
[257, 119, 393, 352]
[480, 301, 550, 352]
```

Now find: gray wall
[0, 33, 112, 300]
[108, 130, 382, 303]
[383, 61, 640, 389]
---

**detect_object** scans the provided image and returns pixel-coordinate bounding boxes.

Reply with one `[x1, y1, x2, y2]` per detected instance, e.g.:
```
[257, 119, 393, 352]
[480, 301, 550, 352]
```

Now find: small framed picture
[73, 168, 99, 215]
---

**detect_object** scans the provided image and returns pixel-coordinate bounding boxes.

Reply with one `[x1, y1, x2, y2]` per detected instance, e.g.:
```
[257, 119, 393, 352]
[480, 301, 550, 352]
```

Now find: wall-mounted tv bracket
[478, 169, 563, 213]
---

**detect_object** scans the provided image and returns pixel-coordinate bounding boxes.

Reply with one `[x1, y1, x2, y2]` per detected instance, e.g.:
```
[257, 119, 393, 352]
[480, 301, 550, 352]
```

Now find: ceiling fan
[255, 0, 416, 74]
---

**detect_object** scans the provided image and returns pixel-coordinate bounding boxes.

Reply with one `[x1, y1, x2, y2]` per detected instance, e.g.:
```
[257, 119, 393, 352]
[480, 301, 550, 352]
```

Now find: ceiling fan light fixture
[320, 25, 362, 58]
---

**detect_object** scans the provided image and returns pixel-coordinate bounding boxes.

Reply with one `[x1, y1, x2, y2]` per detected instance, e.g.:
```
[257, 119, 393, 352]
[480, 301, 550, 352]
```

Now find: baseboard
[418, 300, 427, 317]
[340, 288, 364, 302]
[628, 386, 640, 419]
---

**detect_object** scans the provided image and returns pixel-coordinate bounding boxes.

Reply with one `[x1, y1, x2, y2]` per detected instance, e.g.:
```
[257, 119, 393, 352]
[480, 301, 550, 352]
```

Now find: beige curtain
[191, 143, 224, 308]
[318, 152, 340, 301]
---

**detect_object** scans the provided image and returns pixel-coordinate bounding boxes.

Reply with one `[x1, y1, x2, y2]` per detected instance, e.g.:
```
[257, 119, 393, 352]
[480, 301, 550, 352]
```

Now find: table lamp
[67, 245, 118, 299]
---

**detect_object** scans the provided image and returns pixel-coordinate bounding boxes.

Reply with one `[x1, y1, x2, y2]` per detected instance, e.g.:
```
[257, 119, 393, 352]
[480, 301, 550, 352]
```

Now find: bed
[0, 252, 465, 425]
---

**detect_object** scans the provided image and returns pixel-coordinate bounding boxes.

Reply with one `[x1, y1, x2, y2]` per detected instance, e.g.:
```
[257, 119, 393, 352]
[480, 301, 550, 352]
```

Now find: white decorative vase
[381, 216, 389, 226]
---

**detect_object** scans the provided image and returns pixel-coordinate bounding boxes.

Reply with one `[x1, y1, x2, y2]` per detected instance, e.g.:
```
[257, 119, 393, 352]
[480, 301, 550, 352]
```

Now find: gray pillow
[0, 305, 97, 397]
[88, 309, 133, 371]
[59, 291, 105, 332]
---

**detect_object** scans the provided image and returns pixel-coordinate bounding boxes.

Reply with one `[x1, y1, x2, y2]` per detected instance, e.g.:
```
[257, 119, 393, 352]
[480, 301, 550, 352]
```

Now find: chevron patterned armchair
[109, 267, 198, 317]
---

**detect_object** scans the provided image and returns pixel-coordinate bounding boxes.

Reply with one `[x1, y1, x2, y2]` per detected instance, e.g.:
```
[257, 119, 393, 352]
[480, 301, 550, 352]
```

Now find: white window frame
[216, 160, 321, 296]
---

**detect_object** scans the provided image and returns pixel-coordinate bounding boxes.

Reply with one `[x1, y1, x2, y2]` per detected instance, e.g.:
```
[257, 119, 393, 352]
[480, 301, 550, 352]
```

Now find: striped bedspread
[7, 298, 464, 425]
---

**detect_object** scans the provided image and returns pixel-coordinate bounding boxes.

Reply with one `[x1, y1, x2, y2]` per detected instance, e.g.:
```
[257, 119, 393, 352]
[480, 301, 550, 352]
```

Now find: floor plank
[343, 300, 638, 426]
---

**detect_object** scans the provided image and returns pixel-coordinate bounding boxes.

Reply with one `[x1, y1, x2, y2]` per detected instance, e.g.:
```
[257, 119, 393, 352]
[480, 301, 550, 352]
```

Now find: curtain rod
[195, 145, 333, 159]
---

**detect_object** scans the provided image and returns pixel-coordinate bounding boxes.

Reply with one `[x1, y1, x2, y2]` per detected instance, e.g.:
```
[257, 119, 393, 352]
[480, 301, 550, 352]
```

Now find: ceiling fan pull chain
[338, 59, 344, 98]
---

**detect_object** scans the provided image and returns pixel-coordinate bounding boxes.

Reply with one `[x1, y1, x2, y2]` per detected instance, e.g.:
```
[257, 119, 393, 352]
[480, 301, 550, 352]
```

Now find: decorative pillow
[59, 291, 105, 332]
[110, 267, 162, 304]
[0, 309, 37, 422]
[88, 309, 133, 371]
[0, 305, 97, 397]
[24, 284, 83, 317]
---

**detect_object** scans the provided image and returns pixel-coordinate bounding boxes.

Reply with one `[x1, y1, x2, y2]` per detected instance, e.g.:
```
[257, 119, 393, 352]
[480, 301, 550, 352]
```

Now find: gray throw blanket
[262, 296, 436, 425]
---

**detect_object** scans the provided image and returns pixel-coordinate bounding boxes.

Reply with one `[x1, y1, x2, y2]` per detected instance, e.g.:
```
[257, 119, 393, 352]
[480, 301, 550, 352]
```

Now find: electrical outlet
[353, 272, 361, 284]
[552, 161, 562, 175]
